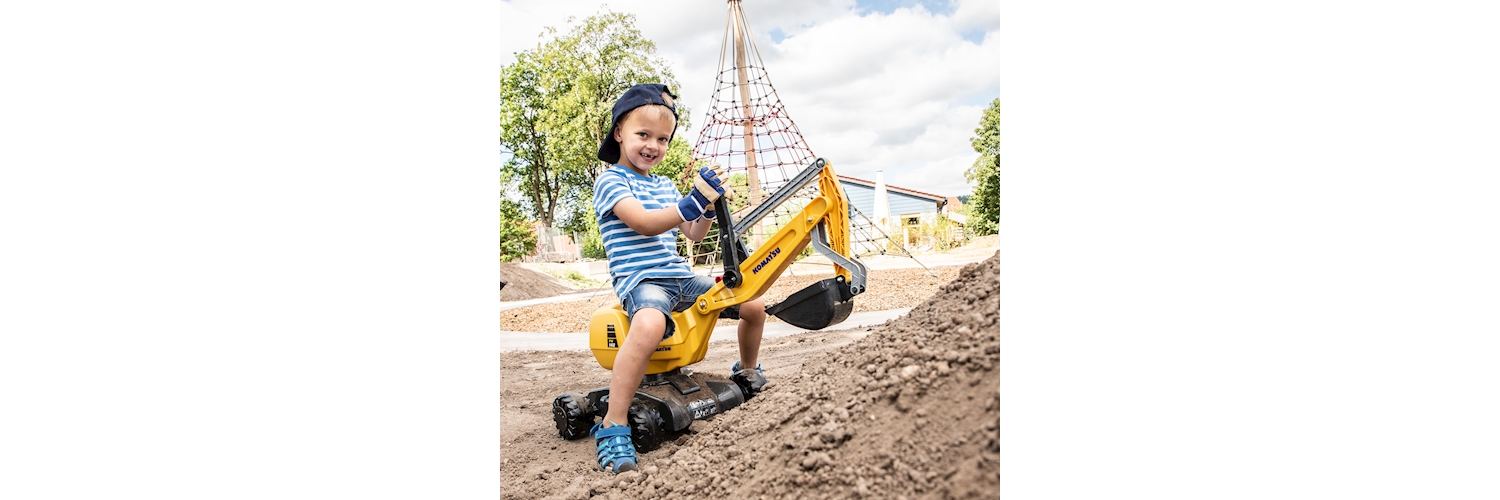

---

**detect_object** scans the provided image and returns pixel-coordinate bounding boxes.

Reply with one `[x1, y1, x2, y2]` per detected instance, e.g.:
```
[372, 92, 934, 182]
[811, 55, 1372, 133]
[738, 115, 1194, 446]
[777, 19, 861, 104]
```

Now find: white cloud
[952, 0, 1000, 34]
[890, 151, 983, 198]
[498, 0, 997, 197]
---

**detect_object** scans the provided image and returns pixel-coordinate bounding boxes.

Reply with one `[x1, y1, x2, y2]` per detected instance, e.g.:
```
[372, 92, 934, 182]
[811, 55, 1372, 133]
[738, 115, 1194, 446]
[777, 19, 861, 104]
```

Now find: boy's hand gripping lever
[676, 164, 728, 222]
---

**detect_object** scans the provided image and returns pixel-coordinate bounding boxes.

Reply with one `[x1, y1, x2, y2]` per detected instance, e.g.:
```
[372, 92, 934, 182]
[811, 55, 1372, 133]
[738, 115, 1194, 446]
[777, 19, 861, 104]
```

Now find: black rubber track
[628, 402, 666, 453]
[552, 393, 593, 440]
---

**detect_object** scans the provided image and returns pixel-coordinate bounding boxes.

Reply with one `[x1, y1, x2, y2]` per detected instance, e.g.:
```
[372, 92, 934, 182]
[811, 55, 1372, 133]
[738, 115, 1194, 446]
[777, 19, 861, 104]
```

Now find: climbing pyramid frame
[684, 0, 826, 262]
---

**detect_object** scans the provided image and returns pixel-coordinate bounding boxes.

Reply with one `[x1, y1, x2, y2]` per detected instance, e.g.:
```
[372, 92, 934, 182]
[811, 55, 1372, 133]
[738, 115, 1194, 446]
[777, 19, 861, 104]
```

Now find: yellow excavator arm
[589, 158, 868, 373]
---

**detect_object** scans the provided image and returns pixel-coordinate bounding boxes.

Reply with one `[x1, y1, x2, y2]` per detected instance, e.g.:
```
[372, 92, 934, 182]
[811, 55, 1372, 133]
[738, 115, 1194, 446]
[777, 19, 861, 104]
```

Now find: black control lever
[714, 196, 746, 288]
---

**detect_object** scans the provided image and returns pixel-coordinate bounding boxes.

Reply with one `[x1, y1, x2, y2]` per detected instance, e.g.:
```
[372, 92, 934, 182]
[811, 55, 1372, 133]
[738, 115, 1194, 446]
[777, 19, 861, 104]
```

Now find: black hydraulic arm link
[731, 158, 826, 238]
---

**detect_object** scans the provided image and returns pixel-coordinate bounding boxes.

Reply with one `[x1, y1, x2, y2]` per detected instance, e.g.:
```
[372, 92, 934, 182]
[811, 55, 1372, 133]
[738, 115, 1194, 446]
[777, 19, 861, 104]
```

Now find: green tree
[499, 50, 577, 228]
[549, 11, 689, 188]
[965, 99, 1000, 235]
[500, 198, 537, 262]
[500, 8, 687, 229]
[577, 215, 606, 260]
[721, 172, 752, 215]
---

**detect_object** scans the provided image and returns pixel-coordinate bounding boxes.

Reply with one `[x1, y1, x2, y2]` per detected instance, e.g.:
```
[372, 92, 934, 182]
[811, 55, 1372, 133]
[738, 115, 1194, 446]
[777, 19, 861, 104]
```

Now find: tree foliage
[499, 9, 687, 229]
[721, 172, 752, 215]
[499, 51, 573, 229]
[500, 198, 537, 262]
[964, 99, 1000, 235]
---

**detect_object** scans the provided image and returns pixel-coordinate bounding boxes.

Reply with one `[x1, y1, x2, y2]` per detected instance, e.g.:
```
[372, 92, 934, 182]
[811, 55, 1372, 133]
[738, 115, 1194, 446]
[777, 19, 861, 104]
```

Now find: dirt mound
[503, 250, 998, 499]
[502, 263, 574, 301]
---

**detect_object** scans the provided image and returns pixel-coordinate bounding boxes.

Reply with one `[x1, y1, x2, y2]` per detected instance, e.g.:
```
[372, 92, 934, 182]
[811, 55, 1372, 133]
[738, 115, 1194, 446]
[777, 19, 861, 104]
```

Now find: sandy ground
[500, 235, 997, 304]
[794, 235, 998, 273]
[500, 235, 997, 333]
[501, 267, 961, 333]
[500, 251, 999, 499]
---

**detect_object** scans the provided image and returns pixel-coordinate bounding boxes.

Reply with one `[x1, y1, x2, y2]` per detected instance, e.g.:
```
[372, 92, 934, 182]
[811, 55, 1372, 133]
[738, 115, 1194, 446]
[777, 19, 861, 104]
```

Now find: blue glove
[676, 165, 727, 221]
[677, 189, 712, 222]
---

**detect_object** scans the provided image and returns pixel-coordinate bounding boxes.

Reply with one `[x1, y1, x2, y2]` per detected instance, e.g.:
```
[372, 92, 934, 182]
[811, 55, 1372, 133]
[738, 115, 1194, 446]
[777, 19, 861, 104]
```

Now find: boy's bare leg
[603, 308, 667, 427]
[736, 298, 767, 370]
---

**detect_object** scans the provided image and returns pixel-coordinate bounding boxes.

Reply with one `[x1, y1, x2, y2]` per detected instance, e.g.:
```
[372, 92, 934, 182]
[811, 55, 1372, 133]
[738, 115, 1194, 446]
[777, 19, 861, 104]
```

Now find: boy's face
[613, 106, 676, 173]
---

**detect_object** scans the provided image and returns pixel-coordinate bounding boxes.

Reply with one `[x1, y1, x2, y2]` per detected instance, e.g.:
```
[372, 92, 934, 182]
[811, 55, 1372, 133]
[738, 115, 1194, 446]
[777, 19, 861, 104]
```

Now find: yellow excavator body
[588, 158, 864, 374]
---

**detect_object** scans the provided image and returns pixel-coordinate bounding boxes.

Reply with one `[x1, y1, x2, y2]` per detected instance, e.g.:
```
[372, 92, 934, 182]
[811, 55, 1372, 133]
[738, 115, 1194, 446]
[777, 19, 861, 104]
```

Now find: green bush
[884, 215, 964, 253]
[581, 230, 606, 260]
[500, 200, 537, 262]
[965, 99, 1000, 236]
[919, 215, 963, 251]
[574, 215, 607, 260]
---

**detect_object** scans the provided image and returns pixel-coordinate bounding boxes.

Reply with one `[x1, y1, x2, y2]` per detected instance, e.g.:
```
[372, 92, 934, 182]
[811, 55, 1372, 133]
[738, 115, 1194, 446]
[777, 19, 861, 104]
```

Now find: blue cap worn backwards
[597, 83, 679, 164]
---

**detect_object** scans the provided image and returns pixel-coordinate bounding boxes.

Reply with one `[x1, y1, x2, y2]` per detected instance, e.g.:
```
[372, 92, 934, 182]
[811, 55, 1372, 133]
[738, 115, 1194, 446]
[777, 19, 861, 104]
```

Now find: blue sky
[498, 0, 999, 198]
[855, 0, 958, 16]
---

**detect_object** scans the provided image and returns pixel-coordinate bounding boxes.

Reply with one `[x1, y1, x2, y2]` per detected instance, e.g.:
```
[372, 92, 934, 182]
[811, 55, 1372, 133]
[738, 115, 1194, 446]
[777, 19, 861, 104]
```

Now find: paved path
[499, 307, 913, 351]
[499, 289, 614, 312]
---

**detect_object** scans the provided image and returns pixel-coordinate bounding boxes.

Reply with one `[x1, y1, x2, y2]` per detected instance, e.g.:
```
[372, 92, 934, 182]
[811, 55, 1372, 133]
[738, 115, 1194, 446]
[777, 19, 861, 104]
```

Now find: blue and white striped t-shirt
[593, 164, 696, 299]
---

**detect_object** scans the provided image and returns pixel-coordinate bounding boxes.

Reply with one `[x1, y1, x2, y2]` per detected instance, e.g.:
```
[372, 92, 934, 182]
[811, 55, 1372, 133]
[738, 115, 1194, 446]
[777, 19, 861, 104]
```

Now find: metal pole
[730, 0, 764, 248]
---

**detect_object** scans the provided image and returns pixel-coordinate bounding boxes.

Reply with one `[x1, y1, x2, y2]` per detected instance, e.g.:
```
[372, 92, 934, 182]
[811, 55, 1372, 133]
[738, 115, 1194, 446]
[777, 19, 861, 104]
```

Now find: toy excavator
[551, 157, 869, 451]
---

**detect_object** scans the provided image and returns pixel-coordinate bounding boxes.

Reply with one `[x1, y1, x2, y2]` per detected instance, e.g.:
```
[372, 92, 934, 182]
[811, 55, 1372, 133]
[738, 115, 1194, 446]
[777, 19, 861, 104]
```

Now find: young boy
[590, 83, 768, 473]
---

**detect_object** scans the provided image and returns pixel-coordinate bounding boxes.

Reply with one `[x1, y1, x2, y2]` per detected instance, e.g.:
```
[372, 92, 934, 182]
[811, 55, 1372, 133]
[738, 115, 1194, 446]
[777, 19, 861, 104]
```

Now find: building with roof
[835, 172, 966, 252]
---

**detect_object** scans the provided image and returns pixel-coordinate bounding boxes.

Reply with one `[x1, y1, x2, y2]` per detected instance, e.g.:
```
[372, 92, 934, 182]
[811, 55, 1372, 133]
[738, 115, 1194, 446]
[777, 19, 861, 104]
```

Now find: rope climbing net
[682, 0, 823, 263]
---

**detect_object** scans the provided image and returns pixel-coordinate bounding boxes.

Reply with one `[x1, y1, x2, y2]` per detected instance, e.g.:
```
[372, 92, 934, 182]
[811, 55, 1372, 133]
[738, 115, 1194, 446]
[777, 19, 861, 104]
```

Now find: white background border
[3, 1, 502, 498]
[4, 0, 1498, 498]
[1002, 0, 1499, 497]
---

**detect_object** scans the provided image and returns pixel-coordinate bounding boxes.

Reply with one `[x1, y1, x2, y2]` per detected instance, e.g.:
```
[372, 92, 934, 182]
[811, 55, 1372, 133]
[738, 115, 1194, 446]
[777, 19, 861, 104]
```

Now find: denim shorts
[622, 275, 717, 340]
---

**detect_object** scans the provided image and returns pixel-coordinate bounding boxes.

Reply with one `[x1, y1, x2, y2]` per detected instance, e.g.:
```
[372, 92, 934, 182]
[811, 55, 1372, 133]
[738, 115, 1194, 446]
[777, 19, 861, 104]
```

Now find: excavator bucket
[766, 278, 854, 330]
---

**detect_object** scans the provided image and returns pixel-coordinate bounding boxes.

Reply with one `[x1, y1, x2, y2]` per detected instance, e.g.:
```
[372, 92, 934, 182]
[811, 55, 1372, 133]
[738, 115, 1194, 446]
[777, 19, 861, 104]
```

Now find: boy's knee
[629, 308, 671, 341]
[741, 299, 767, 322]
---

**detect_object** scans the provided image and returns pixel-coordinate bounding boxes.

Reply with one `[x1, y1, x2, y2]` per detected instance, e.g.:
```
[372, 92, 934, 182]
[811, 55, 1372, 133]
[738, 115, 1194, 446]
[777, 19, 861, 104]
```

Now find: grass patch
[545, 268, 606, 288]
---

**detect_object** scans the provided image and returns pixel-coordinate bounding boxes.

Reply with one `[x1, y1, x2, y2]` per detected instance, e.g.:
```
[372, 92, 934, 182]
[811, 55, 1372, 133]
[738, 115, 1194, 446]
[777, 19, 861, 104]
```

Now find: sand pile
[548, 251, 998, 500]
[502, 263, 574, 301]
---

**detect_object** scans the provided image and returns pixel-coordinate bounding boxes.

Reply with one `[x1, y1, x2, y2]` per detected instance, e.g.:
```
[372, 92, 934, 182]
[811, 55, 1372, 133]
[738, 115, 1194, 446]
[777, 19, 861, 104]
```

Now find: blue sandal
[590, 421, 637, 473]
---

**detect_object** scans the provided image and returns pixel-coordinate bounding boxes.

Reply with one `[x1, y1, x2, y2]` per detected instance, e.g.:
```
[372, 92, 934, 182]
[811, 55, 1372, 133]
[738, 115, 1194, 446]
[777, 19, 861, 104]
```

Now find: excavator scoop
[766, 277, 854, 330]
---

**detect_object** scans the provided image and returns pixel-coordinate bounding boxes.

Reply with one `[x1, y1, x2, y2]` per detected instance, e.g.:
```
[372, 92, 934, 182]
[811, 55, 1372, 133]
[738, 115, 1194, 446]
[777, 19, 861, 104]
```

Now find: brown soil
[500, 250, 999, 499]
[501, 266, 961, 333]
[502, 263, 574, 301]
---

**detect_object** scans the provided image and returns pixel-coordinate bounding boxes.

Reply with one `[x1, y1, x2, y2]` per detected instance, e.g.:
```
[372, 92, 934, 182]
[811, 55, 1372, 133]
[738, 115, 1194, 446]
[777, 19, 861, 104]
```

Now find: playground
[501, 251, 997, 499]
